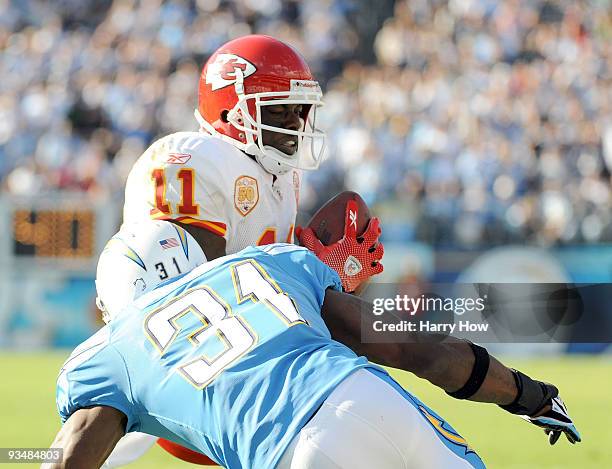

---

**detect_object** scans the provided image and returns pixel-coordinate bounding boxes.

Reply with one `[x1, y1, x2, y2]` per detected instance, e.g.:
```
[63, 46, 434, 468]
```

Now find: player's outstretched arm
[42, 406, 126, 469]
[321, 290, 515, 400]
[322, 289, 581, 445]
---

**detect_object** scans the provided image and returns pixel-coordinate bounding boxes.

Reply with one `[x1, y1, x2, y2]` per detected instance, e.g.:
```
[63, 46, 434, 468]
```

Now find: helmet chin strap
[196, 108, 293, 176]
[246, 143, 294, 176]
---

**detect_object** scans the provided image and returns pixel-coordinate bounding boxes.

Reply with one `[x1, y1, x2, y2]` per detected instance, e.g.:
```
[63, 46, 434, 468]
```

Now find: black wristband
[447, 342, 490, 400]
[499, 369, 558, 416]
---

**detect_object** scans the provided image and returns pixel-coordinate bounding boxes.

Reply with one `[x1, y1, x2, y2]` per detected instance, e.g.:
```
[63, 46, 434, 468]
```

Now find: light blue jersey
[57, 244, 383, 469]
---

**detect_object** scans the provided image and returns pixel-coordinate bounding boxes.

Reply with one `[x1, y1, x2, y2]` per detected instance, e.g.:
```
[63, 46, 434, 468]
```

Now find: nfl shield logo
[344, 256, 363, 277]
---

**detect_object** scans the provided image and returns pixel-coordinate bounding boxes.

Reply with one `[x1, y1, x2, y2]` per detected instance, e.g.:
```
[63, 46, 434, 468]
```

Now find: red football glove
[297, 200, 384, 293]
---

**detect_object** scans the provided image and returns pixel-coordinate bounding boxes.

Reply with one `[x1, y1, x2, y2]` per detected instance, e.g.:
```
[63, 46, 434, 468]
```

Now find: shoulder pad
[149, 132, 254, 174]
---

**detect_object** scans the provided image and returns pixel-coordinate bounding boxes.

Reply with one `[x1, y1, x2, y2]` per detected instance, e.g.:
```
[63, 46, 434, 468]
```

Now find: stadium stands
[1, 0, 610, 246]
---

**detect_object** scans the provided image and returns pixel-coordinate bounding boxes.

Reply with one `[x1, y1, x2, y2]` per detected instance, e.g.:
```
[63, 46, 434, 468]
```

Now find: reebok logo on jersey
[206, 54, 257, 91]
[166, 153, 191, 164]
[344, 256, 363, 277]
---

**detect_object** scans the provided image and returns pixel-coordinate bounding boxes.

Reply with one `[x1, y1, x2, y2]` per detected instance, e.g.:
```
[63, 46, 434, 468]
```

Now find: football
[305, 191, 370, 245]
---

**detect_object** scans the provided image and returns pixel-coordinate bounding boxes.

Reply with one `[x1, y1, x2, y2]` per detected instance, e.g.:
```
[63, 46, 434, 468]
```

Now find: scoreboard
[13, 209, 96, 258]
[1, 195, 120, 271]
[0, 195, 120, 347]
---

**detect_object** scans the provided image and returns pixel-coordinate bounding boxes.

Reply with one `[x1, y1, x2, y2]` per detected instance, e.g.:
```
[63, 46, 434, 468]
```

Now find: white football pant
[101, 432, 157, 468]
[277, 368, 485, 469]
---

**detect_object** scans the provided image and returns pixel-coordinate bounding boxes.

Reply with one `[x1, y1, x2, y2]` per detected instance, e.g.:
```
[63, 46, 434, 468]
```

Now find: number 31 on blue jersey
[144, 259, 307, 389]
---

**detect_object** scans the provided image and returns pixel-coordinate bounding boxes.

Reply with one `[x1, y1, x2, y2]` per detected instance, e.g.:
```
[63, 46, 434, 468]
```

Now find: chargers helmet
[95, 220, 207, 324]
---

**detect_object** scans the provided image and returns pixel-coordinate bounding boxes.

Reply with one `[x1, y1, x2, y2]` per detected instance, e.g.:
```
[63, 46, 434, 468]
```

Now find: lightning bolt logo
[418, 405, 475, 455]
[103, 238, 147, 271]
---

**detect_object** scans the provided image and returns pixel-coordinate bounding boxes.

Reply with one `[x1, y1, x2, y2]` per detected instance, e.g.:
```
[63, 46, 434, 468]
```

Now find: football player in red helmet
[195, 35, 326, 176]
[111, 34, 384, 467]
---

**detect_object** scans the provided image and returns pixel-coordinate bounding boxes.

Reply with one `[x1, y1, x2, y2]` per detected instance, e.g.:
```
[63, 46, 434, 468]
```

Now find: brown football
[305, 191, 370, 245]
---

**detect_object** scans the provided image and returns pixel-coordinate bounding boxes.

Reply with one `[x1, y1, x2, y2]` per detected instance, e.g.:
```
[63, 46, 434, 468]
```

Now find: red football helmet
[195, 35, 326, 175]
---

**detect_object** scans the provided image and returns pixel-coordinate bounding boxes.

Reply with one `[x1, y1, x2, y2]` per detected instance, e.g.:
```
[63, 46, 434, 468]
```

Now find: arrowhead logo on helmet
[205, 54, 257, 91]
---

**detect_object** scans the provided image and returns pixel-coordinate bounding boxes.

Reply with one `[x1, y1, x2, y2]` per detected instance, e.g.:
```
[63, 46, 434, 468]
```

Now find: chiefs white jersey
[124, 132, 300, 254]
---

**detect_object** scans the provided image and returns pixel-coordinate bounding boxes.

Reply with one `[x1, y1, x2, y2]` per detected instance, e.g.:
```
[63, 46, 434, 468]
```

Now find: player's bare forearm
[322, 289, 516, 405]
[172, 221, 227, 260]
[43, 406, 126, 469]
[401, 339, 517, 405]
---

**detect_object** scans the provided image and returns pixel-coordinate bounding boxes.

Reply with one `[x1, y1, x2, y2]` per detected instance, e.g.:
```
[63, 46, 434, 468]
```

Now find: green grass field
[0, 352, 609, 468]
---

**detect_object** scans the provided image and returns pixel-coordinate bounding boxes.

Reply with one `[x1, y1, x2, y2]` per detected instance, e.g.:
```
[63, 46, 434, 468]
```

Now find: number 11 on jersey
[152, 168, 200, 216]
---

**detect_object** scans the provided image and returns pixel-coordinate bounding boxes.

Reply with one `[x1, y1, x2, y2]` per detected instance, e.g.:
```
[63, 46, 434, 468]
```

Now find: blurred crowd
[1, 0, 611, 247]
